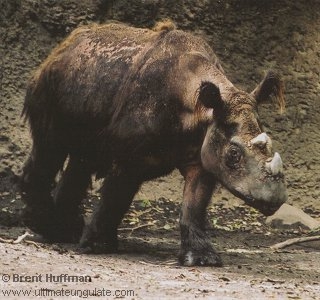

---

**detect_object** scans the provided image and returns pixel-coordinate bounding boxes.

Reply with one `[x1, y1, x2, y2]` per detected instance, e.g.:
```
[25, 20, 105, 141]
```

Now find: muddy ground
[0, 0, 320, 299]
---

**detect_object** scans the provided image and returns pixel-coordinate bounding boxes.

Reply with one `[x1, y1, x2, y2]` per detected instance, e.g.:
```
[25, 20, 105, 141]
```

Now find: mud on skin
[20, 20, 287, 266]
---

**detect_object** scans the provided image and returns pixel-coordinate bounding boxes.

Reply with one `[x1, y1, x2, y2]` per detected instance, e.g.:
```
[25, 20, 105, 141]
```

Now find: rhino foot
[178, 249, 222, 267]
[79, 225, 118, 254]
[22, 205, 83, 243]
[79, 242, 118, 254]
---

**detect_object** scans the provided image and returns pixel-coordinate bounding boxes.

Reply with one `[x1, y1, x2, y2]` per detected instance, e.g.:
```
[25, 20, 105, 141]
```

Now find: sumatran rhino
[20, 20, 287, 266]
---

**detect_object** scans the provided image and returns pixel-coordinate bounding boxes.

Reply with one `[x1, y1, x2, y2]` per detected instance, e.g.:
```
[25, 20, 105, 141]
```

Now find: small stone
[266, 204, 320, 230]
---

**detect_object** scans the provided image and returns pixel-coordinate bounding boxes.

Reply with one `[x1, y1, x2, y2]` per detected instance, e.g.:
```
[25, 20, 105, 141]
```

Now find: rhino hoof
[22, 206, 83, 243]
[178, 250, 223, 267]
[79, 232, 118, 254]
[79, 242, 118, 254]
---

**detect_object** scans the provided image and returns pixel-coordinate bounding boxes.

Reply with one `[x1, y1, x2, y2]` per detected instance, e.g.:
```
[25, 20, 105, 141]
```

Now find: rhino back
[24, 23, 220, 162]
[29, 24, 215, 112]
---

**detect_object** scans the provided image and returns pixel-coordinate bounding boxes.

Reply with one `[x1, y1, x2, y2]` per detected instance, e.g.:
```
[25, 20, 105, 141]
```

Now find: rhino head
[200, 71, 287, 216]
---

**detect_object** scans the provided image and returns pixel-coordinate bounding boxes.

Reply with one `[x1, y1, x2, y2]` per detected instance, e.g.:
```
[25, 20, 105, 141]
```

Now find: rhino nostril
[265, 152, 283, 175]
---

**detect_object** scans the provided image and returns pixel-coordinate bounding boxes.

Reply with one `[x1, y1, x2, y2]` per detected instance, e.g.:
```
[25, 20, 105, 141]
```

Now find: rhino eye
[226, 146, 242, 168]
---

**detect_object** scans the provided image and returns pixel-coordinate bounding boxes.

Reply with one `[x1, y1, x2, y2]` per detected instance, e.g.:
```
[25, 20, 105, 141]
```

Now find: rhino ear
[197, 81, 225, 112]
[251, 71, 285, 113]
[197, 81, 227, 123]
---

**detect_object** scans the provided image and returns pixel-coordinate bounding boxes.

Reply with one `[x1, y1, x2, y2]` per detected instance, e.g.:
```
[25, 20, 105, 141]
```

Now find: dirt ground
[0, 0, 320, 299]
[1, 242, 319, 299]
[1, 199, 320, 299]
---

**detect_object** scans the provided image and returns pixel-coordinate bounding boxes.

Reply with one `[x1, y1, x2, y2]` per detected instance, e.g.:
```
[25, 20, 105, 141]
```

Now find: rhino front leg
[178, 165, 222, 267]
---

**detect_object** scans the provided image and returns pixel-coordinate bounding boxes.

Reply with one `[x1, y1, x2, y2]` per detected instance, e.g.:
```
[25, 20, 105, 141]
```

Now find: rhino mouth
[242, 196, 283, 216]
[227, 187, 285, 216]
[219, 171, 287, 216]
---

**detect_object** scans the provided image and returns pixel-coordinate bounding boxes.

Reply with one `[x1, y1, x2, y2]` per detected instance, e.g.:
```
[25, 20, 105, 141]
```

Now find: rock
[266, 203, 320, 230]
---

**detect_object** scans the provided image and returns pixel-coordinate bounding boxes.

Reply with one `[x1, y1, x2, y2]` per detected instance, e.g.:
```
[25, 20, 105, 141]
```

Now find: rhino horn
[250, 132, 272, 153]
[250, 132, 269, 146]
[265, 152, 283, 175]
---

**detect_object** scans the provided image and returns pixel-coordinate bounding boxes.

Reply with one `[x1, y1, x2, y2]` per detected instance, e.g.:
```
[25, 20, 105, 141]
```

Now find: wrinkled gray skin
[20, 21, 287, 267]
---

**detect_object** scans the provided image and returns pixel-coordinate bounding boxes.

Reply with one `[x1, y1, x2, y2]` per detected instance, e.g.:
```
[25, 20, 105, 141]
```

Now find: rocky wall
[1, 0, 319, 209]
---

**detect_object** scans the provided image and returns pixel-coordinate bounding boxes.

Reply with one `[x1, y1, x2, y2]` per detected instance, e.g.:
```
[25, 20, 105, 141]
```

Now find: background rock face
[1, 0, 320, 211]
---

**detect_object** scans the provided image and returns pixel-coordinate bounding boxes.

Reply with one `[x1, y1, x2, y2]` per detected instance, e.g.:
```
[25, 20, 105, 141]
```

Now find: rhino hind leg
[80, 169, 141, 253]
[179, 165, 222, 267]
[52, 156, 92, 242]
[20, 142, 67, 241]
